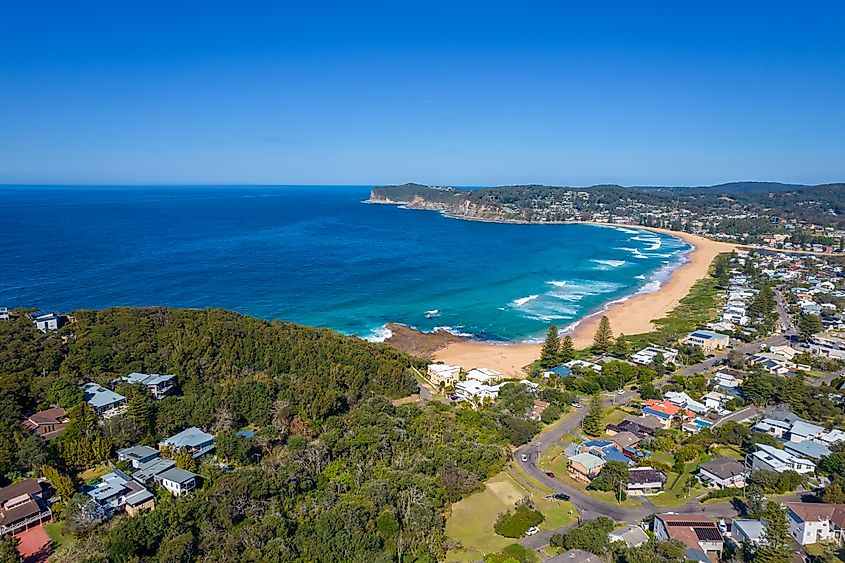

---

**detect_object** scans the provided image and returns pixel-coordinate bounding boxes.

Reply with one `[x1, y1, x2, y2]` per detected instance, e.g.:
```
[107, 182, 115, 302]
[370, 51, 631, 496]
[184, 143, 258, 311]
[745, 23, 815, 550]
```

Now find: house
[29, 310, 63, 332]
[608, 431, 640, 455]
[664, 391, 708, 414]
[605, 415, 662, 437]
[713, 368, 745, 389]
[578, 440, 632, 465]
[701, 391, 732, 412]
[642, 399, 693, 426]
[546, 550, 602, 563]
[154, 467, 198, 497]
[0, 307, 9, 321]
[455, 380, 503, 403]
[753, 417, 792, 439]
[543, 365, 573, 378]
[121, 372, 176, 399]
[746, 444, 816, 475]
[785, 502, 845, 545]
[631, 346, 679, 366]
[159, 427, 215, 458]
[567, 453, 605, 482]
[697, 457, 750, 489]
[82, 382, 127, 418]
[732, 519, 765, 544]
[808, 333, 845, 360]
[22, 406, 69, 440]
[132, 457, 176, 484]
[117, 445, 161, 469]
[0, 479, 52, 536]
[784, 440, 831, 462]
[788, 420, 825, 443]
[86, 470, 155, 516]
[817, 429, 845, 447]
[466, 368, 502, 384]
[626, 467, 667, 496]
[609, 524, 649, 547]
[653, 514, 723, 563]
[427, 364, 461, 386]
[748, 354, 790, 376]
[683, 330, 730, 351]
[530, 400, 549, 421]
[564, 359, 602, 372]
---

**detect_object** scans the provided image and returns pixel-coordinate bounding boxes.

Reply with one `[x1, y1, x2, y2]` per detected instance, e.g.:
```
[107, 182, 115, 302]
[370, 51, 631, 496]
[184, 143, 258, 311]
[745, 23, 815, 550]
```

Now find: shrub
[493, 501, 544, 538]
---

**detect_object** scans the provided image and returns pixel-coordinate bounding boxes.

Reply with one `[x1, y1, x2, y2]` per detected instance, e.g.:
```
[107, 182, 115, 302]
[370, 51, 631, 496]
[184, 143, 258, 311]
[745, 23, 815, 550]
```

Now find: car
[520, 453, 529, 462]
[545, 471, 555, 478]
[616, 389, 625, 395]
[449, 395, 459, 401]
[525, 526, 539, 537]
[572, 402, 583, 408]
[553, 493, 570, 501]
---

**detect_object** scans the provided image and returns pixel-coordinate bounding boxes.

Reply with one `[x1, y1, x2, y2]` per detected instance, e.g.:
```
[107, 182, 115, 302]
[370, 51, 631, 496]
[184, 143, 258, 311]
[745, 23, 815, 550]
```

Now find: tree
[821, 483, 845, 504]
[611, 334, 630, 358]
[65, 492, 106, 534]
[42, 465, 75, 507]
[589, 461, 629, 502]
[0, 535, 19, 563]
[582, 395, 603, 436]
[126, 386, 154, 438]
[559, 335, 575, 362]
[552, 516, 614, 554]
[798, 314, 823, 341]
[713, 255, 730, 288]
[755, 502, 793, 563]
[539, 326, 561, 368]
[592, 316, 614, 353]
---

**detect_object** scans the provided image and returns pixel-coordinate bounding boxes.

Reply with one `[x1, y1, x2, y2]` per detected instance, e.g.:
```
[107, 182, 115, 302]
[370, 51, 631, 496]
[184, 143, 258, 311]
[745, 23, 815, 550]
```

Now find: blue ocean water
[0, 186, 690, 342]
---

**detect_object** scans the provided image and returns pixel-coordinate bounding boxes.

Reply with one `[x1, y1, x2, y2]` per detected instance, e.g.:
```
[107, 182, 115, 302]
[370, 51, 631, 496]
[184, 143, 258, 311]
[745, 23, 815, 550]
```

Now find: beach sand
[432, 225, 736, 377]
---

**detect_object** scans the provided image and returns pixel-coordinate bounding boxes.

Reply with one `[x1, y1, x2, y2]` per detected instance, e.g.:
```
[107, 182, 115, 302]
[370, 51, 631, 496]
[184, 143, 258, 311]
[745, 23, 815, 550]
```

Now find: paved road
[712, 405, 761, 427]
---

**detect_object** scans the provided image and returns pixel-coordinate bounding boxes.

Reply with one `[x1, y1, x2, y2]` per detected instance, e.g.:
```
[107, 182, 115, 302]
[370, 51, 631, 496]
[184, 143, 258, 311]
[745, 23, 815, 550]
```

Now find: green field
[44, 522, 73, 549]
[712, 445, 744, 461]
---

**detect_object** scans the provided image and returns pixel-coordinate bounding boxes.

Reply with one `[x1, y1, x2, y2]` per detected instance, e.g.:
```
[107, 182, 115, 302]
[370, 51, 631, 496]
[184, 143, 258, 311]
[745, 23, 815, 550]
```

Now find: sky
[1, 1, 844, 186]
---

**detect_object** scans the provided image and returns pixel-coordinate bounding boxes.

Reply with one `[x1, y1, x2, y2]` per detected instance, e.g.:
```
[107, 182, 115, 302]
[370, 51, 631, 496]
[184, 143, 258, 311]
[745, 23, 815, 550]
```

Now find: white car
[520, 453, 529, 462]
[617, 389, 625, 395]
[572, 402, 583, 408]
[525, 526, 540, 536]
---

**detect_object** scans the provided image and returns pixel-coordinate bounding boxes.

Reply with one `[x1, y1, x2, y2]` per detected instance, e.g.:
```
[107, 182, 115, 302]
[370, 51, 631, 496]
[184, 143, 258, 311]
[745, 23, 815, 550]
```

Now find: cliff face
[368, 185, 522, 222]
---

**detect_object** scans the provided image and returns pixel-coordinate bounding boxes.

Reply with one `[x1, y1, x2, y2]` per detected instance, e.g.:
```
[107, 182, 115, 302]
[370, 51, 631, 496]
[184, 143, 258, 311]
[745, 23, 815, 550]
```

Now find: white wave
[591, 259, 627, 269]
[613, 227, 641, 234]
[614, 246, 648, 259]
[511, 294, 539, 307]
[425, 309, 440, 318]
[646, 240, 663, 251]
[635, 274, 647, 280]
[546, 280, 568, 287]
[432, 325, 474, 338]
[364, 325, 394, 343]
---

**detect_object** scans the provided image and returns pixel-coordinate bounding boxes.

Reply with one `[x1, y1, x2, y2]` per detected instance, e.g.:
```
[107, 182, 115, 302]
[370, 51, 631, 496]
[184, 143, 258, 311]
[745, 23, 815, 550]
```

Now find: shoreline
[425, 223, 736, 377]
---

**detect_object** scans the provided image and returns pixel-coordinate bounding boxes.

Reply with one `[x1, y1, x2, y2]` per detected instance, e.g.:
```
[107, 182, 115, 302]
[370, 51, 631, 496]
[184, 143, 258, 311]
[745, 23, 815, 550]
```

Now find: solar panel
[667, 521, 713, 527]
[694, 527, 723, 541]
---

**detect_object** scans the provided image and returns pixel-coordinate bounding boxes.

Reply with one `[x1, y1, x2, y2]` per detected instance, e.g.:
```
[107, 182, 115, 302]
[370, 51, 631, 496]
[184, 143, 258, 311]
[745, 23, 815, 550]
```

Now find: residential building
[697, 457, 750, 489]
[788, 420, 825, 443]
[117, 445, 161, 469]
[0, 307, 9, 321]
[426, 364, 460, 386]
[82, 382, 127, 418]
[546, 550, 601, 563]
[564, 359, 603, 372]
[682, 330, 730, 351]
[121, 372, 176, 399]
[746, 444, 816, 475]
[567, 453, 605, 482]
[154, 467, 198, 497]
[577, 440, 632, 465]
[701, 391, 732, 412]
[0, 479, 51, 536]
[465, 367, 502, 384]
[87, 470, 155, 516]
[664, 391, 707, 414]
[817, 429, 845, 447]
[455, 380, 503, 403]
[626, 467, 667, 496]
[752, 417, 792, 439]
[608, 431, 640, 454]
[132, 457, 176, 484]
[22, 406, 69, 440]
[731, 519, 765, 544]
[609, 524, 649, 547]
[29, 310, 63, 332]
[605, 415, 662, 437]
[653, 514, 724, 563]
[784, 440, 831, 462]
[159, 427, 215, 458]
[713, 368, 744, 389]
[808, 333, 845, 360]
[530, 399, 549, 421]
[785, 502, 845, 545]
[631, 346, 678, 365]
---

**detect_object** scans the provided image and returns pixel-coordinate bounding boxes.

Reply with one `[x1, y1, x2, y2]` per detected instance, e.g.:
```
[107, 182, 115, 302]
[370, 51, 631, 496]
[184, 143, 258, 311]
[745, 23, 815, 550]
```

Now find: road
[676, 333, 788, 376]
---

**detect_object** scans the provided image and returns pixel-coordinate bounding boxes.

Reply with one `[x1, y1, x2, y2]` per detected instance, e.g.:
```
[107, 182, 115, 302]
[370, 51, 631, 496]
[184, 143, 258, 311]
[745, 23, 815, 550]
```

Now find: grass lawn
[445, 465, 577, 561]
[554, 471, 641, 509]
[649, 462, 707, 508]
[651, 451, 674, 466]
[77, 463, 111, 483]
[537, 446, 569, 479]
[44, 522, 73, 549]
[712, 445, 744, 461]
[604, 408, 628, 427]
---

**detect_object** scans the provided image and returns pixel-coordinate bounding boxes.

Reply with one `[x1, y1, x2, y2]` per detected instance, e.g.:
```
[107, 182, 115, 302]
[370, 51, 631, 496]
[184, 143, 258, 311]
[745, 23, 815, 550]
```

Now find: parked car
[520, 453, 529, 462]
[545, 472, 555, 478]
[553, 493, 570, 501]
[525, 526, 540, 536]
[572, 402, 583, 408]
[616, 389, 625, 395]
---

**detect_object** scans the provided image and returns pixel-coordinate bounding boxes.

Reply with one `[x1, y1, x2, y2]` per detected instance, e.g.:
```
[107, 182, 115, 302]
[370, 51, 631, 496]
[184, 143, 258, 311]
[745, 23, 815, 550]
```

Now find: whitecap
[546, 280, 568, 287]
[591, 259, 627, 269]
[364, 325, 394, 343]
[425, 309, 440, 318]
[511, 294, 539, 307]
[635, 274, 647, 280]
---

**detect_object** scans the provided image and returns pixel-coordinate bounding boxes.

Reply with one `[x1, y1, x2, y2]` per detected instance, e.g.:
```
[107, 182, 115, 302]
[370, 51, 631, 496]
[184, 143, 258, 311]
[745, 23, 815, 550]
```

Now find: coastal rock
[382, 323, 464, 359]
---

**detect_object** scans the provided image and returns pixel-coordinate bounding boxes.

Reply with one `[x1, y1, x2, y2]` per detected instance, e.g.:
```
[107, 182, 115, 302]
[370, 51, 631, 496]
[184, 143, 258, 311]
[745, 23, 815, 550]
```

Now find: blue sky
[1, 1, 844, 186]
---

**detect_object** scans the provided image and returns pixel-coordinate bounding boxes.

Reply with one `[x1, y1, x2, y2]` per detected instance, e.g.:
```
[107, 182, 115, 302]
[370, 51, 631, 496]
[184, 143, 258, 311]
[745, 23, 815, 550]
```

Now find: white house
[0, 307, 9, 321]
[466, 368, 502, 384]
[564, 359, 603, 372]
[121, 372, 176, 399]
[697, 457, 749, 489]
[746, 444, 816, 475]
[631, 346, 679, 366]
[785, 502, 845, 545]
[788, 420, 825, 443]
[82, 382, 127, 418]
[701, 391, 732, 412]
[455, 380, 503, 403]
[809, 333, 845, 360]
[713, 368, 744, 389]
[426, 364, 461, 387]
[29, 310, 63, 332]
[159, 427, 215, 458]
[664, 391, 707, 414]
[154, 467, 198, 497]
[682, 330, 730, 351]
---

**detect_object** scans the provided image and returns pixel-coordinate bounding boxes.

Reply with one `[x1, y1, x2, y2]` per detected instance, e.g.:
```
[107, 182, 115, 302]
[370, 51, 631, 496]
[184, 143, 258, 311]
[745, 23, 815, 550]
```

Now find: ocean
[0, 186, 691, 342]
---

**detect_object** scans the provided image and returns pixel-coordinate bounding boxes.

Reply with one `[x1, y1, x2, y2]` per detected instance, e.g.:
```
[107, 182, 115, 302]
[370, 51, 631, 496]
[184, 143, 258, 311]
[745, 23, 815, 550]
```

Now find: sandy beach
[432, 224, 736, 376]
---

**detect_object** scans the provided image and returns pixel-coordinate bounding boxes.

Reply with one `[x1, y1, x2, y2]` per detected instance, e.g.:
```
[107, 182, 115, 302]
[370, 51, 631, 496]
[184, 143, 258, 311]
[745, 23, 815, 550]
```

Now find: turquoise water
[0, 186, 690, 342]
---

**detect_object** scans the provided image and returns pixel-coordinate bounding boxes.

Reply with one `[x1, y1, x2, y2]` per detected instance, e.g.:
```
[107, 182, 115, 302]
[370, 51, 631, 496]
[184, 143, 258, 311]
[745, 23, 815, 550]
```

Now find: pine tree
[539, 325, 561, 368]
[592, 316, 613, 353]
[582, 394, 604, 436]
[756, 502, 793, 563]
[611, 333, 630, 358]
[559, 335, 574, 362]
[798, 313, 822, 341]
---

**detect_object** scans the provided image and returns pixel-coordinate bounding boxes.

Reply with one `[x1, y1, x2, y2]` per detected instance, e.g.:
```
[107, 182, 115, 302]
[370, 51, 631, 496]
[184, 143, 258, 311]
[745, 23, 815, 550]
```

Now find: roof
[688, 330, 728, 340]
[790, 420, 825, 437]
[655, 514, 723, 551]
[123, 372, 175, 386]
[628, 468, 667, 485]
[753, 443, 815, 470]
[546, 549, 602, 563]
[784, 440, 831, 460]
[117, 445, 159, 461]
[609, 524, 650, 547]
[27, 407, 67, 425]
[732, 519, 765, 541]
[699, 457, 748, 480]
[785, 503, 845, 527]
[157, 467, 198, 484]
[568, 453, 605, 470]
[610, 431, 640, 450]
[160, 427, 214, 449]
[82, 382, 126, 408]
[133, 457, 175, 482]
[0, 479, 42, 504]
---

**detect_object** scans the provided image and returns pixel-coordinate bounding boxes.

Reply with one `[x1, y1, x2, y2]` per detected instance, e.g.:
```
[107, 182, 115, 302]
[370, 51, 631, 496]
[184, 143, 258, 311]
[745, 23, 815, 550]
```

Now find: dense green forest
[0, 308, 535, 562]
